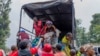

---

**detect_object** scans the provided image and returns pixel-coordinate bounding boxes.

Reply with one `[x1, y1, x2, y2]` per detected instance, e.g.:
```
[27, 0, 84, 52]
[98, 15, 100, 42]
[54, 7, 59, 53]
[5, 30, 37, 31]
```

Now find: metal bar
[72, 2, 76, 48]
[19, 8, 23, 32]
[35, 13, 71, 17]
[31, 21, 34, 40]
[20, 27, 35, 34]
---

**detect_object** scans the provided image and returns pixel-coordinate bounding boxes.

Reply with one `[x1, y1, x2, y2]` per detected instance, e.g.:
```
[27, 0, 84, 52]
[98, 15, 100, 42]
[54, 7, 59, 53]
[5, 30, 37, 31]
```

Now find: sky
[6, 0, 100, 48]
[74, 0, 100, 30]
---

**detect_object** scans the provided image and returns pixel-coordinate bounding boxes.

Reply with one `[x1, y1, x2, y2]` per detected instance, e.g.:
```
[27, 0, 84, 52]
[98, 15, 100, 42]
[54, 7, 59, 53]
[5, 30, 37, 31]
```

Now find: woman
[43, 20, 57, 47]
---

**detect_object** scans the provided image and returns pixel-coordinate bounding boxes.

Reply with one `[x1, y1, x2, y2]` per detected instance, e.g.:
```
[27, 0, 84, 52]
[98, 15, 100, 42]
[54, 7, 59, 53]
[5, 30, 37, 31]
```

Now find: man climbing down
[32, 17, 43, 47]
[17, 29, 30, 48]
[33, 17, 43, 37]
[17, 29, 29, 40]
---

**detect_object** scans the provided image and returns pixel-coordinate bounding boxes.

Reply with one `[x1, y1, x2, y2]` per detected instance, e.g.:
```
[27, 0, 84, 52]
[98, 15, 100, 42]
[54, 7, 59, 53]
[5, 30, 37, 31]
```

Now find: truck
[18, 0, 76, 47]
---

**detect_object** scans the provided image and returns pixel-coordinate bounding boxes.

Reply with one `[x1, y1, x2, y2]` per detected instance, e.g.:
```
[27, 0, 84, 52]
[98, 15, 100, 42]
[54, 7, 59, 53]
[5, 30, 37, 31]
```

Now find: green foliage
[0, 0, 11, 49]
[76, 13, 100, 46]
[76, 19, 89, 47]
[89, 13, 100, 43]
[90, 14, 100, 43]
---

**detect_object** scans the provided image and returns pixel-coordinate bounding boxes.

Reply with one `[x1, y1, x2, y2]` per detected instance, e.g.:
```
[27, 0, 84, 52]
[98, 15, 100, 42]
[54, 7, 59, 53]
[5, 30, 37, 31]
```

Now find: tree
[89, 13, 100, 43]
[76, 19, 89, 47]
[0, 0, 11, 49]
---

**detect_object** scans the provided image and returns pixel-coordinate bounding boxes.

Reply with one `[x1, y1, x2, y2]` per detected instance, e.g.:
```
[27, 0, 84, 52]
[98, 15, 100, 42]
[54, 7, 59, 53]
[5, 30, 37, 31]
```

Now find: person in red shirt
[33, 17, 43, 36]
[17, 29, 30, 48]
[0, 49, 3, 56]
[0, 49, 6, 56]
[8, 45, 18, 56]
[38, 43, 54, 56]
[17, 29, 29, 40]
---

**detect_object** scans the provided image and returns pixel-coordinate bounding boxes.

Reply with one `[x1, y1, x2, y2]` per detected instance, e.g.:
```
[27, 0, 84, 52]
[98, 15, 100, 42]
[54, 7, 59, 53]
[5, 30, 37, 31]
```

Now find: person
[77, 46, 87, 56]
[84, 44, 95, 56]
[79, 44, 95, 56]
[38, 43, 54, 56]
[17, 29, 29, 40]
[62, 32, 73, 56]
[70, 49, 77, 56]
[17, 29, 30, 48]
[43, 20, 58, 47]
[8, 45, 18, 56]
[54, 44, 66, 56]
[11, 40, 38, 56]
[86, 48, 95, 56]
[76, 49, 81, 56]
[33, 17, 43, 37]
[62, 32, 73, 46]
[0, 49, 6, 56]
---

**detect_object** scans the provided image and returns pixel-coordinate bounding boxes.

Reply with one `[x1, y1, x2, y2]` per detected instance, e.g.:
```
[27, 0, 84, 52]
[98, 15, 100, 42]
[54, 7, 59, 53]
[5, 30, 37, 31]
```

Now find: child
[54, 44, 66, 56]
[8, 45, 18, 56]
[70, 49, 76, 56]
[38, 43, 54, 56]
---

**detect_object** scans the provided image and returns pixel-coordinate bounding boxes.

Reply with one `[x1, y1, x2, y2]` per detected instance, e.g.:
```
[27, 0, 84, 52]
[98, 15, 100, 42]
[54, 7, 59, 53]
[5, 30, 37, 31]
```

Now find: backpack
[18, 49, 32, 56]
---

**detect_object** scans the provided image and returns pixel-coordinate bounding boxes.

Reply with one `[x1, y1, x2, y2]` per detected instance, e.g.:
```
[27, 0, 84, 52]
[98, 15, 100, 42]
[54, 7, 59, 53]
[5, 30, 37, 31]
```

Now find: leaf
[0, 0, 11, 49]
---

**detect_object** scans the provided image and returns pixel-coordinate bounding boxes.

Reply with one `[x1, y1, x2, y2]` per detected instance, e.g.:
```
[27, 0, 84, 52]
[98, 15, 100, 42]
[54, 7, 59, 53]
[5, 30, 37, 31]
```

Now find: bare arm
[36, 38, 43, 48]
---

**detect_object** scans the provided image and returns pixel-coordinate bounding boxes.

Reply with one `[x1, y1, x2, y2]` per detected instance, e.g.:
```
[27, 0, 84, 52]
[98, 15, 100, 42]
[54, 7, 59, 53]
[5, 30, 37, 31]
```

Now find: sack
[44, 32, 54, 38]
[32, 37, 40, 47]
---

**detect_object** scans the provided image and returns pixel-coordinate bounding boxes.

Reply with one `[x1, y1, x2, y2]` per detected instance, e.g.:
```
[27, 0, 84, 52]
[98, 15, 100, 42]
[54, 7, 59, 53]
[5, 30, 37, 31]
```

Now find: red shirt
[10, 48, 37, 56]
[41, 51, 54, 56]
[38, 48, 54, 56]
[17, 32, 29, 40]
[40, 25, 47, 35]
[8, 51, 17, 56]
[0, 50, 3, 56]
[33, 20, 42, 36]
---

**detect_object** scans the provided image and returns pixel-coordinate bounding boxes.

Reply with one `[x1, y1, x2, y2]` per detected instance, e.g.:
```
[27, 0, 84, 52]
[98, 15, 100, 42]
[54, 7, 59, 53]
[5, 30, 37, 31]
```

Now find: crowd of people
[0, 17, 96, 56]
